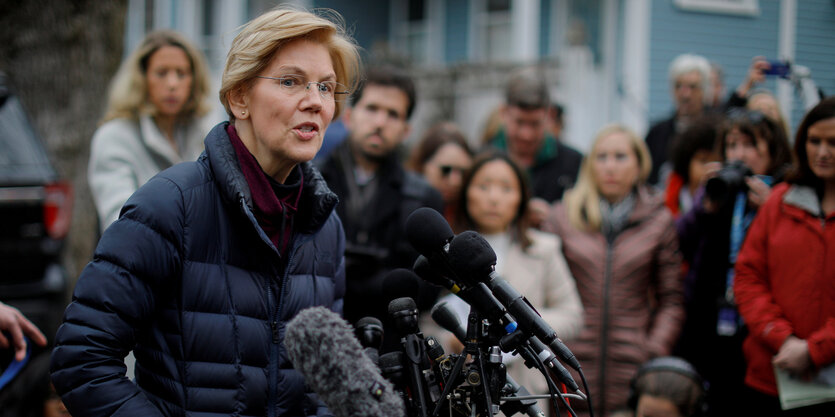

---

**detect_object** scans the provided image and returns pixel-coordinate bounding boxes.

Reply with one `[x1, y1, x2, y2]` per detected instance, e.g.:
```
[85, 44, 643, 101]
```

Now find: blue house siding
[316, 0, 390, 59]
[647, 0, 781, 124]
[445, 0, 469, 62]
[792, 0, 835, 127]
[540, 0, 552, 57]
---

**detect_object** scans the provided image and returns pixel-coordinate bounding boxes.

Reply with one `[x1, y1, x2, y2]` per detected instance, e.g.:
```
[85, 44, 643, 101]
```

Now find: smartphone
[764, 60, 791, 78]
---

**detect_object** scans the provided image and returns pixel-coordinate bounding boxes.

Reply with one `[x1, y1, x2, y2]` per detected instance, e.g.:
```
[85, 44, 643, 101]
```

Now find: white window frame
[391, 0, 444, 66]
[674, 0, 760, 16]
[468, 0, 514, 62]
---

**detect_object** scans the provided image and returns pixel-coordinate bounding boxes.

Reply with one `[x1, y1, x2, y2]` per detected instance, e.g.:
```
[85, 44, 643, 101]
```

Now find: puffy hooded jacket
[51, 122, 346, 416]
[545, 187, 684, 416]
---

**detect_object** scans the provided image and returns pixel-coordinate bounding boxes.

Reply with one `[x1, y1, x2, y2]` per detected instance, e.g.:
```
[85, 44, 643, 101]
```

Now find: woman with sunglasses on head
[407, 121, 474, 229]
[544, 124, 683, 417]
[51, 6, 359, 416]
[674, 108, 792, 416]
[88, 30, 213, 232]
[733, 97, 835, 416]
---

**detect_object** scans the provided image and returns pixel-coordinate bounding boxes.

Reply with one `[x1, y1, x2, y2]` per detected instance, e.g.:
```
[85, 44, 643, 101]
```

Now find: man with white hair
[645, 53, 712, 185]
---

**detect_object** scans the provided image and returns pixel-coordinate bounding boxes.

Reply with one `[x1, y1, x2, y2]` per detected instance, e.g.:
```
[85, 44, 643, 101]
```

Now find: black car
[0, 72, 73, 342]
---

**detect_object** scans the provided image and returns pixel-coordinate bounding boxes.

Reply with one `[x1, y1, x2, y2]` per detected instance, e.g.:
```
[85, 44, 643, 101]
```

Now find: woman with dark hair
[407, 121, 473, 227]
[664, 115, 721, 217]
[733, 97, 835, 416]
[438, 150, 583, 412]
[674, 108, 793, 416]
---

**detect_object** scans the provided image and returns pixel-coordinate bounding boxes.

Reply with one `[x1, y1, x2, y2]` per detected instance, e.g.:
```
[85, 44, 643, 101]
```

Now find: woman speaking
[51, 7, 360, 416]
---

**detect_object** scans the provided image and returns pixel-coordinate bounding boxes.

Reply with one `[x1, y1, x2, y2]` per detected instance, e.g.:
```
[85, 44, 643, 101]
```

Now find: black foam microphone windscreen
[448, 230, 582, 372]
[447, 231, 497, 286]
[405, 207, 454, 256]
[382, 268, 421, 302]
[285, 307, 405, 417]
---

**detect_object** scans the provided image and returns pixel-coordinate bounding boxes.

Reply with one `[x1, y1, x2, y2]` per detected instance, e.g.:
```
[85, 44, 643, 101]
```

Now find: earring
[241, 110, 246, 116]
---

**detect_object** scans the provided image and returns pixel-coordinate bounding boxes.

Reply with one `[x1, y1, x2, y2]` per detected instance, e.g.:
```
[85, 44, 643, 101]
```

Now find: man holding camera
[318, 66, 442, 353]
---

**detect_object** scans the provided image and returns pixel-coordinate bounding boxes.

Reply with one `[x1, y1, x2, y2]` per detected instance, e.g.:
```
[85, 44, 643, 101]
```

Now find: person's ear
[228, 87, 250, 119]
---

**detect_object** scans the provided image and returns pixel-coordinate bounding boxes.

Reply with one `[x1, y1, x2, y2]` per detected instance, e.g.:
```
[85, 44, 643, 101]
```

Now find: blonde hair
[219, 6, 361, 120]
[563, 124, 651, 231]
[103, 29, 211, 123]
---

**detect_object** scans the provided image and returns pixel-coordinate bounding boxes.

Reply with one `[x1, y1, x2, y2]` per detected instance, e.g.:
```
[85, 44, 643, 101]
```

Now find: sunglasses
[726, 108, 768, 125]
[439, 165, 467, 177]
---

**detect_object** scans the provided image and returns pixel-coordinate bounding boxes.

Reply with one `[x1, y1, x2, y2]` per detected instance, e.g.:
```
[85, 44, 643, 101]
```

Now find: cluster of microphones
[285, 208, 591, 417]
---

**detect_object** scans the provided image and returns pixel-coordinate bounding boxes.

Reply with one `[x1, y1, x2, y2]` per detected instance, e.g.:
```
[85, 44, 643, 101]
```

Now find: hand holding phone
[763, 60, 791, 78]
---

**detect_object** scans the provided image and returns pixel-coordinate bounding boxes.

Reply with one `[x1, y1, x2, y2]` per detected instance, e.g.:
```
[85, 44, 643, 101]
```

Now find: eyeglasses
[439, 165, 467, 177]
[255, 74, 350, 102]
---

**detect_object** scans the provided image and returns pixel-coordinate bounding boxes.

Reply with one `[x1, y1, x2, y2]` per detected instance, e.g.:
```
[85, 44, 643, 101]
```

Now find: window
[393, 0, 429, 64]
[472, 0, 512, 61]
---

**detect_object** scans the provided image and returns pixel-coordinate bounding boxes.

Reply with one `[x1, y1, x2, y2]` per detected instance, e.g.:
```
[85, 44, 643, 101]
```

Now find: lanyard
[0, 337, 30, 391]
[725, 175, 773, 301]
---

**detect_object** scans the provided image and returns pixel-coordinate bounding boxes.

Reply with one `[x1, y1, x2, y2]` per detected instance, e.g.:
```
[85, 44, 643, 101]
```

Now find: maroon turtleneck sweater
[227, 124, 303, 259]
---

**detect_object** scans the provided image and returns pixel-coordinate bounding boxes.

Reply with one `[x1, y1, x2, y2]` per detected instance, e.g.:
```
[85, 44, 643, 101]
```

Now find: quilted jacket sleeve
[540, 233, 584, 341]
[51, 176, 185, 416]
[329, 212, 347, 316]
[647, 210, 685, 356]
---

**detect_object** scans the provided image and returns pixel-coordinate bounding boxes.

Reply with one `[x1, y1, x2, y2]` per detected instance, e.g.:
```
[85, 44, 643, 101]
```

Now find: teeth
[300, 126, 313, 132]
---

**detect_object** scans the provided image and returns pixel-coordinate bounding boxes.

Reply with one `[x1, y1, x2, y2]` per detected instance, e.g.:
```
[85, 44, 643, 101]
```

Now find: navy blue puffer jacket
[51, 122, 345, 416]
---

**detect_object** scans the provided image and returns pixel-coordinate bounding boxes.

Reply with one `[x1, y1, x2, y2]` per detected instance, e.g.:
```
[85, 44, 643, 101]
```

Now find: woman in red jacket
[734, 97, 835, 416]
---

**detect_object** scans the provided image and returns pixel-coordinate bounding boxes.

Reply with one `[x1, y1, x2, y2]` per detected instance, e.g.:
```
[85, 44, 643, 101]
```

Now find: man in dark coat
[318, 66, 443, 353]
[645, 53, 712, 186]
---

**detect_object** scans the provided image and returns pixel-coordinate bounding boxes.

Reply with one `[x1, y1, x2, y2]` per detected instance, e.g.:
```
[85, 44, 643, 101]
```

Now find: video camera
[704, 160, 752, 207]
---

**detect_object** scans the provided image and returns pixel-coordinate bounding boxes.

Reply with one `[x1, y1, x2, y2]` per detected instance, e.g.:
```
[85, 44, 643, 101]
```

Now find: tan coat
[545, 188, 684, 417]
[425, 229, 583, 415]
[501, 229, 584, 410]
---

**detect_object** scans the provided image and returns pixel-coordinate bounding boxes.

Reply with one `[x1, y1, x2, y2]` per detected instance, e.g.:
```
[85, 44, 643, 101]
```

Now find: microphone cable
[522, 343, 577, 417]
[579, 368, 595, 417]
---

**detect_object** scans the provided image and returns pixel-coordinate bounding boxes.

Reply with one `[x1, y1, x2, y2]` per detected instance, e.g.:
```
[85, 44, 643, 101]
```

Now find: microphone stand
[432, 310, 499, 417]
[390, 297, 431, 417]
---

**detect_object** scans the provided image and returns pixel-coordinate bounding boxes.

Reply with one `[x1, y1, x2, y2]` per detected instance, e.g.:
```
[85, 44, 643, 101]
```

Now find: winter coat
[673, 185, 756, 417]
[500, 229, 584, 412]
[545, 187, 684, 416]
[735, 183, 835, 396]
[318, 140, 443, 352]
[88, 114, 209, 232]
[51, 122, 345, 416]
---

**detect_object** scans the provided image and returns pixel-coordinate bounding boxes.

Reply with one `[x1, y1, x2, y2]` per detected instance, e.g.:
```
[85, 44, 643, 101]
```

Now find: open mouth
[294, 123, 320, 140]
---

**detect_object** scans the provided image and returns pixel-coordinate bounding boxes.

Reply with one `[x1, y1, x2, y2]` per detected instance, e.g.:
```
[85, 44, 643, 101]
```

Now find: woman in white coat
[88, 29, 213, 232]
[438, 150, 584, 413]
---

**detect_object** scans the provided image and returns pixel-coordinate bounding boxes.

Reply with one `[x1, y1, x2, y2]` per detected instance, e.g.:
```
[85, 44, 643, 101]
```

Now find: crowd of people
[0, 5, 833, 417]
